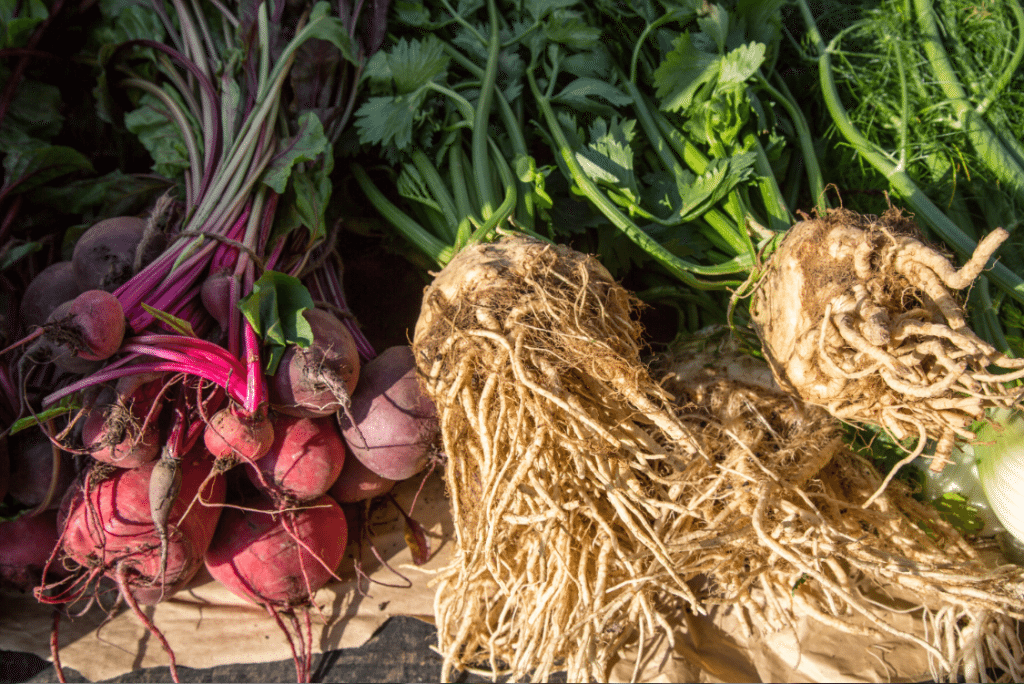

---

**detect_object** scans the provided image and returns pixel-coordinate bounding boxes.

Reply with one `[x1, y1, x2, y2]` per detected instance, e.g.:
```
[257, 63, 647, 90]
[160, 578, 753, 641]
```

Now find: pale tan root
[414, 236, 705, 682]
[750, 208, 1024, 468]
[653, 337, 1024, 682]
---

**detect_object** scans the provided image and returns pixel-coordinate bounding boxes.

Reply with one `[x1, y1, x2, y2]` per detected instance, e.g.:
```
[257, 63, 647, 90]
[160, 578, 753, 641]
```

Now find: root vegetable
[20, 262, 81, 330]
[7, 430, 74, 512]
[204, 493, 347, 607]
[72, 216, 147, 293]
[203, 406, 274, 464]
[328, 448, 396, 503]
[0, 511, 63, 592]
[339, 345, 437, 481]
[204, 493, 347, 682]
[200, 270, 238, 329]
[653, 336, 1024, 682]
[248, 415, 346, 501]
[41, 290, 126, 371]
[269, 309, 360, 418]
[411, 235, 700, 682]
[54, 446, 226, 605]
[750, 209, 1024, 469]
[81, 395, 160, 469]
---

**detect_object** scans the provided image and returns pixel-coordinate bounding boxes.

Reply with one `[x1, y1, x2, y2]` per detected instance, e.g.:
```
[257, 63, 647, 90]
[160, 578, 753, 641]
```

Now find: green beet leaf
[238, 271, 317, 375]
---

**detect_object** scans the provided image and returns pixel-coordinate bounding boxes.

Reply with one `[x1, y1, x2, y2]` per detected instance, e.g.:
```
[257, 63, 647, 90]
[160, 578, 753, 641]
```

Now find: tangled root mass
[654, 334, 1024, 683]
[413, 235, 702, 682]
[751, 208, 1024, 468]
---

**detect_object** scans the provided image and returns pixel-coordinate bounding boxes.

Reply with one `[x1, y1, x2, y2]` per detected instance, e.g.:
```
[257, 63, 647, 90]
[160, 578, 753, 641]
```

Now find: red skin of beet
[59, 447, 227, 604]
[269, 309, 360, 418]
[203, 407, 274, 462]
[20, 261, 81, 330]
[248, 415, 346, 501]
[328, 445, 396, 503]
[81, 408, 160, 468]
[40, 290, 125, 374]
[200, 270, 237, 329]
[0, 510, 64, 592]
[204, 494, 347, 607]
[339, 346, 438, 481]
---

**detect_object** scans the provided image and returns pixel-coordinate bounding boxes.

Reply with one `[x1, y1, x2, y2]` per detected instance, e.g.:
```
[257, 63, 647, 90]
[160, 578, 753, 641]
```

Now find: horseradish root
[751, 208, 1024, 469]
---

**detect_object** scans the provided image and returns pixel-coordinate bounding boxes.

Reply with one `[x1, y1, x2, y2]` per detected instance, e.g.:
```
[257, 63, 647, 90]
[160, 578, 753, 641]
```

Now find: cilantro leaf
[718, 42, 766, 90]
[543, 9, 600, 49]
[553, 77, 631, 114]
[653, 33, 720, 112]
[384, 36, 450, 94]
[654, 30, 766, 116]
[526, 0, 580, 21]
[574, 117, 639, 205]
[355, 94, 424, 149]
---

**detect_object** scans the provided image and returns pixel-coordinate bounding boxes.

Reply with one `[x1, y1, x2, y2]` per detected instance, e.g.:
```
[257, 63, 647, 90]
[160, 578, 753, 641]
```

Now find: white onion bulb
[974, 409, 1024, 545]
[917, 446, 1004, 536]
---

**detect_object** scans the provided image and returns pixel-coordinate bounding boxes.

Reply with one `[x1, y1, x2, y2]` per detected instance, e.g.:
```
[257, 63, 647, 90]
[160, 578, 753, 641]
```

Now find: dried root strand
[414, 235, 702, 682]
[750, 208, 1023, 467]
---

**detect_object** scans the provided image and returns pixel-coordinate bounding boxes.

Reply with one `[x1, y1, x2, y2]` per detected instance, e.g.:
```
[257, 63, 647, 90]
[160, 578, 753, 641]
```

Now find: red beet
[339, 346, 438, 481]
[0, 511, 63, 592]
[72, 216, 147, 292]
[204, 493, 347, 607]
[248, 415, 346, 501]
[58, 447, 226, 604]
[328, 448, 396, 503]
[269, 309, 360, 418]
[20, 261, 81, 330]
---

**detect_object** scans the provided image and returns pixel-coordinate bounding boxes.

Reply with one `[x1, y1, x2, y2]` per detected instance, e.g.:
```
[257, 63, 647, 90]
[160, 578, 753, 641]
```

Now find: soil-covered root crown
[751, 208, 1024, 467]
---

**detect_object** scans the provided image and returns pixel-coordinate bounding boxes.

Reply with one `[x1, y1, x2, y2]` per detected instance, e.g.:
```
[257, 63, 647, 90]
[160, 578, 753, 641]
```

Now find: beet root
[7, 430, 75, 512]
[72, 215, 147, 292]
[269, 309, 360, 418]
[339, 346, 438, 481]
[328, 448, 396, 503]
[204, 493, 347, 607]
[20, 261, 81, 330]
[0, 510, 63, 592]
[248, 415, 346, 502]
[57, 447, 226, 604]
[203, 407, 275, 464]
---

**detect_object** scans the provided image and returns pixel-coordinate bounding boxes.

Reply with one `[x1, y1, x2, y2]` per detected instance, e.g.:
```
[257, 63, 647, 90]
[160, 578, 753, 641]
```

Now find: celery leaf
[653, 33, 719, 112]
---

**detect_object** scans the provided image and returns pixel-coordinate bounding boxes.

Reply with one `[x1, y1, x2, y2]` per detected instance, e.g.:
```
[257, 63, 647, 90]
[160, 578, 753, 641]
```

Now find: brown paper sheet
[0, 469, 944, 683]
